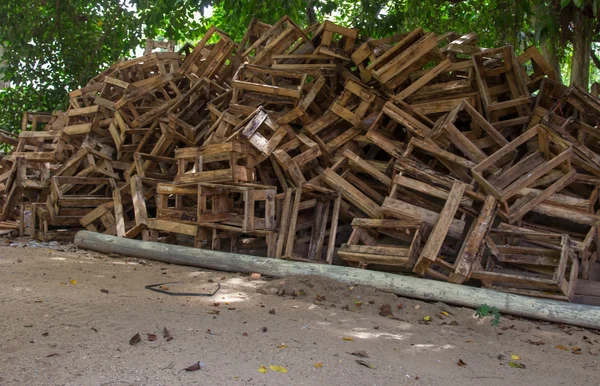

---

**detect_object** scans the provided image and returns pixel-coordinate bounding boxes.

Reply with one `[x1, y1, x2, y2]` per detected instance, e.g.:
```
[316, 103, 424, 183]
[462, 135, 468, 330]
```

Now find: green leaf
[573, 0, 584, 8]
[560, 0, 571, 9]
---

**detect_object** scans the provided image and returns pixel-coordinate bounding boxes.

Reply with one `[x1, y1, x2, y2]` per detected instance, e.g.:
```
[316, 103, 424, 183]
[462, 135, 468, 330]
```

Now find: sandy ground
[1, 240, 599, 386]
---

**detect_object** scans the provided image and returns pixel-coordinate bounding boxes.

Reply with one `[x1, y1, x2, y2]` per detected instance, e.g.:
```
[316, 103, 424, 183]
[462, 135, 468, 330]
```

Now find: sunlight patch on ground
[410, 343, 456, 352]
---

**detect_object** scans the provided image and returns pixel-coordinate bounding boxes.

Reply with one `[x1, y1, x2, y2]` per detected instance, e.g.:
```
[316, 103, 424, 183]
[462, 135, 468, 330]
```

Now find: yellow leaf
[508, 361, 526, 369]
[423, 315, 431, 321]
[277, 343, 288, 349]
[342, 337, 354, 341]
[97, 20, 103, 27]
[511, 354, 520, 360]
[441, 311, 449, 317]
[269, 365, 288, 373]
[258, 365, 268, 373]
[555, 345, 569, 351]
[315, 362, 323, 368]
[70, 280, 77, 285]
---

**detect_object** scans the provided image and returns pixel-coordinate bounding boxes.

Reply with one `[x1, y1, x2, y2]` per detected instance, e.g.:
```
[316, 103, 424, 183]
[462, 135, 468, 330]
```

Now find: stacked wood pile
[2, 19, 600, 303]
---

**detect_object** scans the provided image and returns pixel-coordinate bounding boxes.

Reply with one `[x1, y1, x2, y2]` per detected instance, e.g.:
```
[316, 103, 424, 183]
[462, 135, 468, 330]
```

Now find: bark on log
[74, 230, 600, 329]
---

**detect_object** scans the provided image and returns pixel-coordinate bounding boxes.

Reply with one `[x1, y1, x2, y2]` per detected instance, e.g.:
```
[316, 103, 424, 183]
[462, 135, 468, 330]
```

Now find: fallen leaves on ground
[555, 345, 570, 351]
[269, 365, 288, 373]
[147, 333, 157, 341]
[207, 310, 219, 315]
[423, 316, 431, 322]
[353, 299, 363, 307]
[315, 362, 323, 368]
[356, 359, 377, 369]
[277, 343, 288, 349]
[457, 359, 467, 367]
[242, 332, 248, 336]
[342, 337, 355, 341]
[379, 304, 393, 317]
[527, 339, 544, 345]
[441, 311, 449, 317]
[508, 361, 526, 369]
[258, 365, 268, 373]
[510, 354, 520, 360]
[70, 280, 77, 285]
[163, 327, 173, 341]
[348, 350, 369, 358]
[129, 333, 141, 346]
[184, 362, 203, 371]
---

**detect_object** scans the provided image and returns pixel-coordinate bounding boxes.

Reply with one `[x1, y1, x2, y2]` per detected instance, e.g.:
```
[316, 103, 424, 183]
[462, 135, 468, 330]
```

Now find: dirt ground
[1, 240, 599, 386]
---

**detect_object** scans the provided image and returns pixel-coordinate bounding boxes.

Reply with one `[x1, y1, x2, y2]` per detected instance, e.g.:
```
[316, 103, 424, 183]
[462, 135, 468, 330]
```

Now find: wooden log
[74, 230, 600, 329]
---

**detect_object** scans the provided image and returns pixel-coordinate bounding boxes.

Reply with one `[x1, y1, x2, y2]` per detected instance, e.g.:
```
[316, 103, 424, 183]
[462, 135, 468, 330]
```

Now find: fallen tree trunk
[75, 230, 600, 329]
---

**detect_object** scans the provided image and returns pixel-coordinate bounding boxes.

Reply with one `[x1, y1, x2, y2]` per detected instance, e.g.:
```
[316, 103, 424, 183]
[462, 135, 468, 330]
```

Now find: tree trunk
[541, 39, 562, 83]
[306, 1, 318, 25]
[74, 231, 600, 330]
[0, 44, 8, 89]
[570, 8, 594, 89]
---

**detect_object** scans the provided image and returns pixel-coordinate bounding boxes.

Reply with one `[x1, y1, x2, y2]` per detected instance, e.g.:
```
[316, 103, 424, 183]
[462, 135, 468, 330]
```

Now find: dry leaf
[129, 333, 141, 346]
[527, 339, 544, 345]
[258, 365, 268, 373]
[349, 350, 369, 358]
[441, 311, 449, 317]
[508, 361, 526, 369]
[184, 362, 202, 372]
[555, 345, 569, 351]
[510, 354, 520, 360]
[207, 310, 219, 315]
[457, 359, 467, 367]
[572, 347, 581, 352]
[159, 285, 168, 290]
[423, 316, 431, 322]
[353, 299, 363, 307]
[379, 304, 393, 317]
[356, 359, 377, 369]
[342, 337, 355, 341]
[70, 279, 77, 285]
[242, 332, 248, 336]
[277, 343, 288, 349]
[269, 365, 288, 373]
[314, 362, 323, 368]
[147, 333, 157, 342]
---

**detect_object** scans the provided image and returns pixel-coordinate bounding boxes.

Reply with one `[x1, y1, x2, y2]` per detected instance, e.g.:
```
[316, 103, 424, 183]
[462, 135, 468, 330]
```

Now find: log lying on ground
[75, 230, 600, 330]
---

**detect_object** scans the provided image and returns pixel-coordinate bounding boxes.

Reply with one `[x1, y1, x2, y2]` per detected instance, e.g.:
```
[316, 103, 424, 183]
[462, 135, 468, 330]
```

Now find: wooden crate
[471, 124, 573, 222]
[472, 230, 578, 301]
[338, 218, 424, 269]
[174, 141, 257, 184]
[277, 183, 341, 263]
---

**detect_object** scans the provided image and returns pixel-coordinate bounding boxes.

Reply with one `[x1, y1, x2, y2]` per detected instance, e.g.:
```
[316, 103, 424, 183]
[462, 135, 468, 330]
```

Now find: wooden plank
[414, 182, 467, 276]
